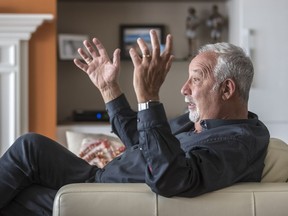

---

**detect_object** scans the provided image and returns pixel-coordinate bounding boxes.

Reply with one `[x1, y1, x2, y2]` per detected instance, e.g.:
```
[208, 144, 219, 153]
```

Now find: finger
[93, 38, 110, 61]
[137, 38, 150, 57]
[150, 29, 160, 58]
[83, 40, 99, 58]
[129, 48, 141, 66]
[74, 58, 89, 72]
[78, 47, 93, 64]
[161, 34, 173, 59]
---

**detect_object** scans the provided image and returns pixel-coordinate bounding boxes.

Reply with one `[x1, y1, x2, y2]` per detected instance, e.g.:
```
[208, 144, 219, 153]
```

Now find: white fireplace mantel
[0, 13, 53, 155]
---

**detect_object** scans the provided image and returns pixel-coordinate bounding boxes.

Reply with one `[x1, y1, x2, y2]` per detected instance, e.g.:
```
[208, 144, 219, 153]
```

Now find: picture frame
[120, 24, 165, 59]
[58, 34, 89, 60]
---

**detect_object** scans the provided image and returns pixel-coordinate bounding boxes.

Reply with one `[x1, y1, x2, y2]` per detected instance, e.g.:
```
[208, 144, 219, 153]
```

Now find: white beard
[189, 106, 200, 123]
[185, 96, 200, 123]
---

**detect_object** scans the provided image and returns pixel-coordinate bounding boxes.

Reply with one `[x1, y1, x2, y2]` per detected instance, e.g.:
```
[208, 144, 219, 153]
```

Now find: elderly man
[0, 30, 269, 215]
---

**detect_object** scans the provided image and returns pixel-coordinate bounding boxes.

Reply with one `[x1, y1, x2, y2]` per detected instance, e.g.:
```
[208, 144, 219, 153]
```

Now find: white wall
[228, 0, 288, 142]
[57, 1, 229, 122]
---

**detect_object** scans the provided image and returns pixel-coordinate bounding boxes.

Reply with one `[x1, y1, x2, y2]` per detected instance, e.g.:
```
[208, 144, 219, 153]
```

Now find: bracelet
[138, 100, 160, 111]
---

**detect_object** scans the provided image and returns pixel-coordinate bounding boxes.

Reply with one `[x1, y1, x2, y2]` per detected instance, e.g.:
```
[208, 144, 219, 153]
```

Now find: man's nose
[181, 81, 191, 96]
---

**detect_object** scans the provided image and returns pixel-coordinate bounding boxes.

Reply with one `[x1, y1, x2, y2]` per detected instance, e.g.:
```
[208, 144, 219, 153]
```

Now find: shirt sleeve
[105, 94, 139, 148]
[137, 103, 197, 197]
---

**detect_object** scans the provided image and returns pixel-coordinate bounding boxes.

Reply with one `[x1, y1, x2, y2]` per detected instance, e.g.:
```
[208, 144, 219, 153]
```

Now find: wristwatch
[138, 100, 160, 111]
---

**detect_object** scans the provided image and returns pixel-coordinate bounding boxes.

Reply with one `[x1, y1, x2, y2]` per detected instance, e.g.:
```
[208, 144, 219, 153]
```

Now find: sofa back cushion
[261, 138, 288, 182]
[66, 131, 287, 182]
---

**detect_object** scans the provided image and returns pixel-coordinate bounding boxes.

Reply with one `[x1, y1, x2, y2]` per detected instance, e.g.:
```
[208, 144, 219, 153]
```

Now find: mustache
[185, 96, 196, 104]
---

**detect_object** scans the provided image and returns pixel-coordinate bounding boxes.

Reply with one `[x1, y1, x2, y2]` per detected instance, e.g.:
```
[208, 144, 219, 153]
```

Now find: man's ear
[221, 79, 236, 100]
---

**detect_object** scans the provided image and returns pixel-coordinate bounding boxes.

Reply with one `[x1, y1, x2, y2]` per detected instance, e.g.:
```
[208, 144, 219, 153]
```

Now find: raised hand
[74, 38, 122, 103]
[129, 30, 174, 103]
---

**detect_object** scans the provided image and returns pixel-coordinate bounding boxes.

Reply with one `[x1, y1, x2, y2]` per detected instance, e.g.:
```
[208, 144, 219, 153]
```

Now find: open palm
[74, 38, 120, 92]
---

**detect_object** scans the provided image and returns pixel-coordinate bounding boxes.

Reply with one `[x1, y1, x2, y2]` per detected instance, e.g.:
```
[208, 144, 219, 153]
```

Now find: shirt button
[201, 121, 207, 128]
[137, 118, 140, 122]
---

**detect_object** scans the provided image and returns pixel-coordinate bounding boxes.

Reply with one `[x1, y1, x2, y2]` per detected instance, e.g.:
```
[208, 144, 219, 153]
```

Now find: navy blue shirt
[95, 94, 270, 197]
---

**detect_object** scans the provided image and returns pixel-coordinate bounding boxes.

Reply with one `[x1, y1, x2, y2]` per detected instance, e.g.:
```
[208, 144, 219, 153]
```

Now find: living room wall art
[58, 34, 89, 60]
[119, 24, 165, 59]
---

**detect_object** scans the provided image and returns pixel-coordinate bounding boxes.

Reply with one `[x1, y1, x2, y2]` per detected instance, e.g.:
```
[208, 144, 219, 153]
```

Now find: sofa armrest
[53, 183, 156, 216]
[53, 183, 288, 216]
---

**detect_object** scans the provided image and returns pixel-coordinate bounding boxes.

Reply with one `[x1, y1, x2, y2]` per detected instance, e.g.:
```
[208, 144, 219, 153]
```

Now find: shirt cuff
[105, 94, 130, 117]
[137, 103, 168, 130]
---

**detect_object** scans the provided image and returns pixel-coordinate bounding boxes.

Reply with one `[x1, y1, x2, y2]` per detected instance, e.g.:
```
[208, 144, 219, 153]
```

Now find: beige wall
[57, 2, 228, 122]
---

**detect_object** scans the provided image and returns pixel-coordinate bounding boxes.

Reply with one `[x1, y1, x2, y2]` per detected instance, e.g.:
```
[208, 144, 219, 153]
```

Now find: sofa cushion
[261, 138, 288, 182]
[65, 130, 124, 155]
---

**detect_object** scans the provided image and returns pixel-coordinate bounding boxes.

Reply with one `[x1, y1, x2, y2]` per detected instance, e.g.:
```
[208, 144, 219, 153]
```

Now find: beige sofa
[53, 137, 288, 216]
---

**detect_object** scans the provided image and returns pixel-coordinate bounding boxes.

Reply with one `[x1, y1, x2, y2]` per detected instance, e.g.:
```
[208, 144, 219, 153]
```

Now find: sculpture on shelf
[206, 5, 225, 42]
[185, 7, 200, 58]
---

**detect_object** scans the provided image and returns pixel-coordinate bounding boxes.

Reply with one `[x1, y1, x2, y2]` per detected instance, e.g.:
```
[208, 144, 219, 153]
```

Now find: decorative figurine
[186, 7, 200, 58]
[206, 5, 225, 42]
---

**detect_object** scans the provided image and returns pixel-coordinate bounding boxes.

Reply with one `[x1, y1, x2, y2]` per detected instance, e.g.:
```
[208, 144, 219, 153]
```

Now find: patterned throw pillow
[79, 137, 125, 168]
[66, 131, 125, 168]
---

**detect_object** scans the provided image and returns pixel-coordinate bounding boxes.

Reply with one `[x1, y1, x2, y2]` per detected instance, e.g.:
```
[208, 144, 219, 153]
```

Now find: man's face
[181, 52, 223, 123]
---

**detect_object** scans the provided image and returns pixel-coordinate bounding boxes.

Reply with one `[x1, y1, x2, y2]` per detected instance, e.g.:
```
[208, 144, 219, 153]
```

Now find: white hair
[198, 42, 254, 102]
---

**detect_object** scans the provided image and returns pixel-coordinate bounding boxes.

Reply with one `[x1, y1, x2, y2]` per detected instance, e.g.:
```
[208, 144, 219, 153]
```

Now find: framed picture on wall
[120, 24, 165, 59]
[58, 34, 89, 60]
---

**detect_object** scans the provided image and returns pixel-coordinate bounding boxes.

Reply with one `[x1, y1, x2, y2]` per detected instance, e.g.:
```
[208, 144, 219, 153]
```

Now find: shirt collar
[199, 111, 259, 130]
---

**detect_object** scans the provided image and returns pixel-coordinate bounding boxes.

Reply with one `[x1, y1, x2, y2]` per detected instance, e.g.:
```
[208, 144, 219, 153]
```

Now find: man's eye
[193, 78, 200, 82]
